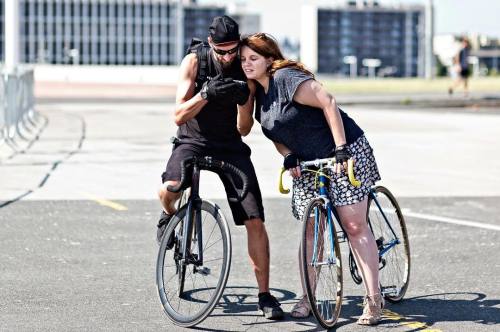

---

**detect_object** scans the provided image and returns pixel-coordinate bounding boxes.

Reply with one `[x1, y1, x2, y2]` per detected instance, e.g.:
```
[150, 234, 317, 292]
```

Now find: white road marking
[402, 209, 500, 231]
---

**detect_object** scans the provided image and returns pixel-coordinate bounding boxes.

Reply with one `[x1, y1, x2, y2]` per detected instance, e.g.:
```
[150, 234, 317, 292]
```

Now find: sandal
[291, 295, 311, 318]
[357, 293, 385, 325]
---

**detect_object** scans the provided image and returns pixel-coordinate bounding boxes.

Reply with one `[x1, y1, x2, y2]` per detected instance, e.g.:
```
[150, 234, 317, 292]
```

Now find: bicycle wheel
[156, 200, 232, 327]
[367, 186, 410, 303]
[348, 249, 363, 285]
[301, 198, 343, 329]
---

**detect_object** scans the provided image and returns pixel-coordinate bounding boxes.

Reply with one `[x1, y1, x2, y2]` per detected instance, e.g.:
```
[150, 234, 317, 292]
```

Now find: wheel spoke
[368, 186, 410, 303]
[156, 201, 231, 326]
[302, 198, 342, 328]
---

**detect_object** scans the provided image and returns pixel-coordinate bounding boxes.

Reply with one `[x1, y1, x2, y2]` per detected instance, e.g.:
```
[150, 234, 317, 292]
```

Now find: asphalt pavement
[1, 95, 499, 331]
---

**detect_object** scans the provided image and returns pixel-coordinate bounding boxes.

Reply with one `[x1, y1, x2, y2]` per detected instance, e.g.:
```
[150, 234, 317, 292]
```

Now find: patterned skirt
[291, 135, 381, 221]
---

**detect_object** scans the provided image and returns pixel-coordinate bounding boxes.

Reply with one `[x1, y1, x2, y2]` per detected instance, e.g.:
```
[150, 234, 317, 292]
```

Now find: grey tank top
[255, 67, 364, 160]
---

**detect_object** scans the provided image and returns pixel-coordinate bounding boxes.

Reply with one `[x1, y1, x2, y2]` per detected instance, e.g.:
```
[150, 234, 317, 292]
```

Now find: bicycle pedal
[381, 286, 398, 296]
[376, 237, 385, 249]
[194, 266, 211, 276]
[379, 258, 386, 270]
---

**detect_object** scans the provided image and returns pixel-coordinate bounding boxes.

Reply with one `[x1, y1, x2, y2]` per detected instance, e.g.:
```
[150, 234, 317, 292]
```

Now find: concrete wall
[33, 65, 180, 85]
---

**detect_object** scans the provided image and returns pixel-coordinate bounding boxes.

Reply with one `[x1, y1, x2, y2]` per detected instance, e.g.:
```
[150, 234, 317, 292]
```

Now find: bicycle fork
[311, 171, 338, 268]
[179, 164, 209, 280]
[310, 200, 338, 268]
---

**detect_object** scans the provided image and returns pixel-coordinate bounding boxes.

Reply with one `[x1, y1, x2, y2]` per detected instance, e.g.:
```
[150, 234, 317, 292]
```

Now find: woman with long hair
[240, 33, 383, 325]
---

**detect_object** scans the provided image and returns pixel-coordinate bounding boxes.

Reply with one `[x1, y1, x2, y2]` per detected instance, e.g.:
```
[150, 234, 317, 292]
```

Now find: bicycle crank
[194, 266, 211, 276]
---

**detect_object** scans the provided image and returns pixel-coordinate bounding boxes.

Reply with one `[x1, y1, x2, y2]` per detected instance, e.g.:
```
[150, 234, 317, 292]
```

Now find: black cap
[208, 15, 240, 45]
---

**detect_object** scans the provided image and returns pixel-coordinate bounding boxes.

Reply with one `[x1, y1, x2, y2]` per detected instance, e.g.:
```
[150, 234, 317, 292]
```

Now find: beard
[219, 59, 234, 70]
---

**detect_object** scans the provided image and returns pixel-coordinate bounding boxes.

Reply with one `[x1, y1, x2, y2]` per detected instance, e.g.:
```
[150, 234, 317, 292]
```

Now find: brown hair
[461, 37, 471, 49]
[240, 33, 314, 77]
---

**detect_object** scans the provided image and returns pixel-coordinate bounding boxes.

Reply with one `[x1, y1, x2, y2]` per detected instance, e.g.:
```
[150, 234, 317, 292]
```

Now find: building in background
[0, 0, 427, 76]
[17, 0, 177, 65]
[0, 0, 233, 66]
[182, 4, 225, 56]
[301, 0, 427, 77]
[471, 35, 500, 75]
[230, 13, 260, 36]
[10, 0, 499, 77]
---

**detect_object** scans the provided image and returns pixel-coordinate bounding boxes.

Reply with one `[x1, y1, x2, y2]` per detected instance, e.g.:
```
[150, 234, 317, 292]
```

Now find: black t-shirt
[255, 67, 364, 160]
[459, 48, 470, 69]
[177, 49, 247, 151]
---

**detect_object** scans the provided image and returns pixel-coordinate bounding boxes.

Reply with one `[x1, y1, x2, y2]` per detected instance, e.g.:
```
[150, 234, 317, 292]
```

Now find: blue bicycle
[279, 157, 410, 329]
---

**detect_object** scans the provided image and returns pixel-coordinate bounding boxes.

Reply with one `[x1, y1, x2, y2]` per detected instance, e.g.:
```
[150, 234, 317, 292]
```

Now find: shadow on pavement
[201, 290, 499, 331]
[340, 292, 500, 330]
[193, 286, 323, 331]
[215, 286, 297, 315]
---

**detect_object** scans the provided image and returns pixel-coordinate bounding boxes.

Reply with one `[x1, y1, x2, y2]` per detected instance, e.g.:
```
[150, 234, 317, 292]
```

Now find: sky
[199, 0, 500, 42]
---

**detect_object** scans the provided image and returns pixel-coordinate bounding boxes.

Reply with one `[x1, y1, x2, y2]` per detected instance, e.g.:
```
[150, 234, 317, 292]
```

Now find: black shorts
[460, 68, 470, 78]
[161, 143, 265, 225]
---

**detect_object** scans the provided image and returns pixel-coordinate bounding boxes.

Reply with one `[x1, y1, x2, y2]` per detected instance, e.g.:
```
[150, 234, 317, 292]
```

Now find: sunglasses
[212, 44, 239, 56]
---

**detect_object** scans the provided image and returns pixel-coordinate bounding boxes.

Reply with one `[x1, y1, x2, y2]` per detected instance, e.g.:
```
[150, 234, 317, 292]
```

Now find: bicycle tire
[174, 189, 191, 296]
[348, 249, 363, 285]
[156, 200, 232, 327]
[367, 186, 410, 303]
[177, 205, 194, 297]
[301, 198, 343, 329]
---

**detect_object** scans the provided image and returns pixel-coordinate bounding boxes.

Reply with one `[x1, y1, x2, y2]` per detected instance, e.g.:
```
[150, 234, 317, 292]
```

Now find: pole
[425, 0, 434, 79]
[343, 56, 357, 78]
[175, 1, 184, 65]
[5, 0, 21, 73]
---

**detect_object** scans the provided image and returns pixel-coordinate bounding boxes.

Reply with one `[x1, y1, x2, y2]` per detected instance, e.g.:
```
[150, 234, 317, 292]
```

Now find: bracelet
[335, 144, 347, 151]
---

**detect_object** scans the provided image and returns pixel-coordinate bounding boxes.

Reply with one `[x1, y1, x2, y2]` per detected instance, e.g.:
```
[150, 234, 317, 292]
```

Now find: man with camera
[156, 16, 284, 320]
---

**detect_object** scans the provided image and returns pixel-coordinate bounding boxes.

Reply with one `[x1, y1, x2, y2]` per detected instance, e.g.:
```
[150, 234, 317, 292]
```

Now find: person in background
[448, 37, 471, 97]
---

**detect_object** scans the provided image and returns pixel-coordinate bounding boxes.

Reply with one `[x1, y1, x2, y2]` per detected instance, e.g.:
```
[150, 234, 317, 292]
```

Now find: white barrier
[1, 67, 42, 154]
[0, 76, 5, 143]
[34, 64, 180, 85]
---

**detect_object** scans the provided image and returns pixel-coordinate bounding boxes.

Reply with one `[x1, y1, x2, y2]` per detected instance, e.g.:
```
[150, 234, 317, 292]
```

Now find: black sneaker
[257, 292, 284, 320]
[157, 211, 174, 248]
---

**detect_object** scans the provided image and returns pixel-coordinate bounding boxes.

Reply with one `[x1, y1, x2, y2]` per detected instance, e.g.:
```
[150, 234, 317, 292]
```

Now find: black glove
[334, 144, 352, 164]
[211, 78, 250, 105]
[283, 153, 300, 170]
[201, 75, 241, 101]
[232, 80, 250, 105]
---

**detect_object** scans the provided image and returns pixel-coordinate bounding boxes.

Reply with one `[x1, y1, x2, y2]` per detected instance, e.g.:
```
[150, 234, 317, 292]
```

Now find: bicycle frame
[178, 163, 204, 295]
[367, 189, 400, 258]
[310, 171, 401, 270]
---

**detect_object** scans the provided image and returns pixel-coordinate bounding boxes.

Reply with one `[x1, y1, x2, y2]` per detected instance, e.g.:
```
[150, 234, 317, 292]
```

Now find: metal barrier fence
[0, 75, 5, 142]
[1, 67, 43, 153]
